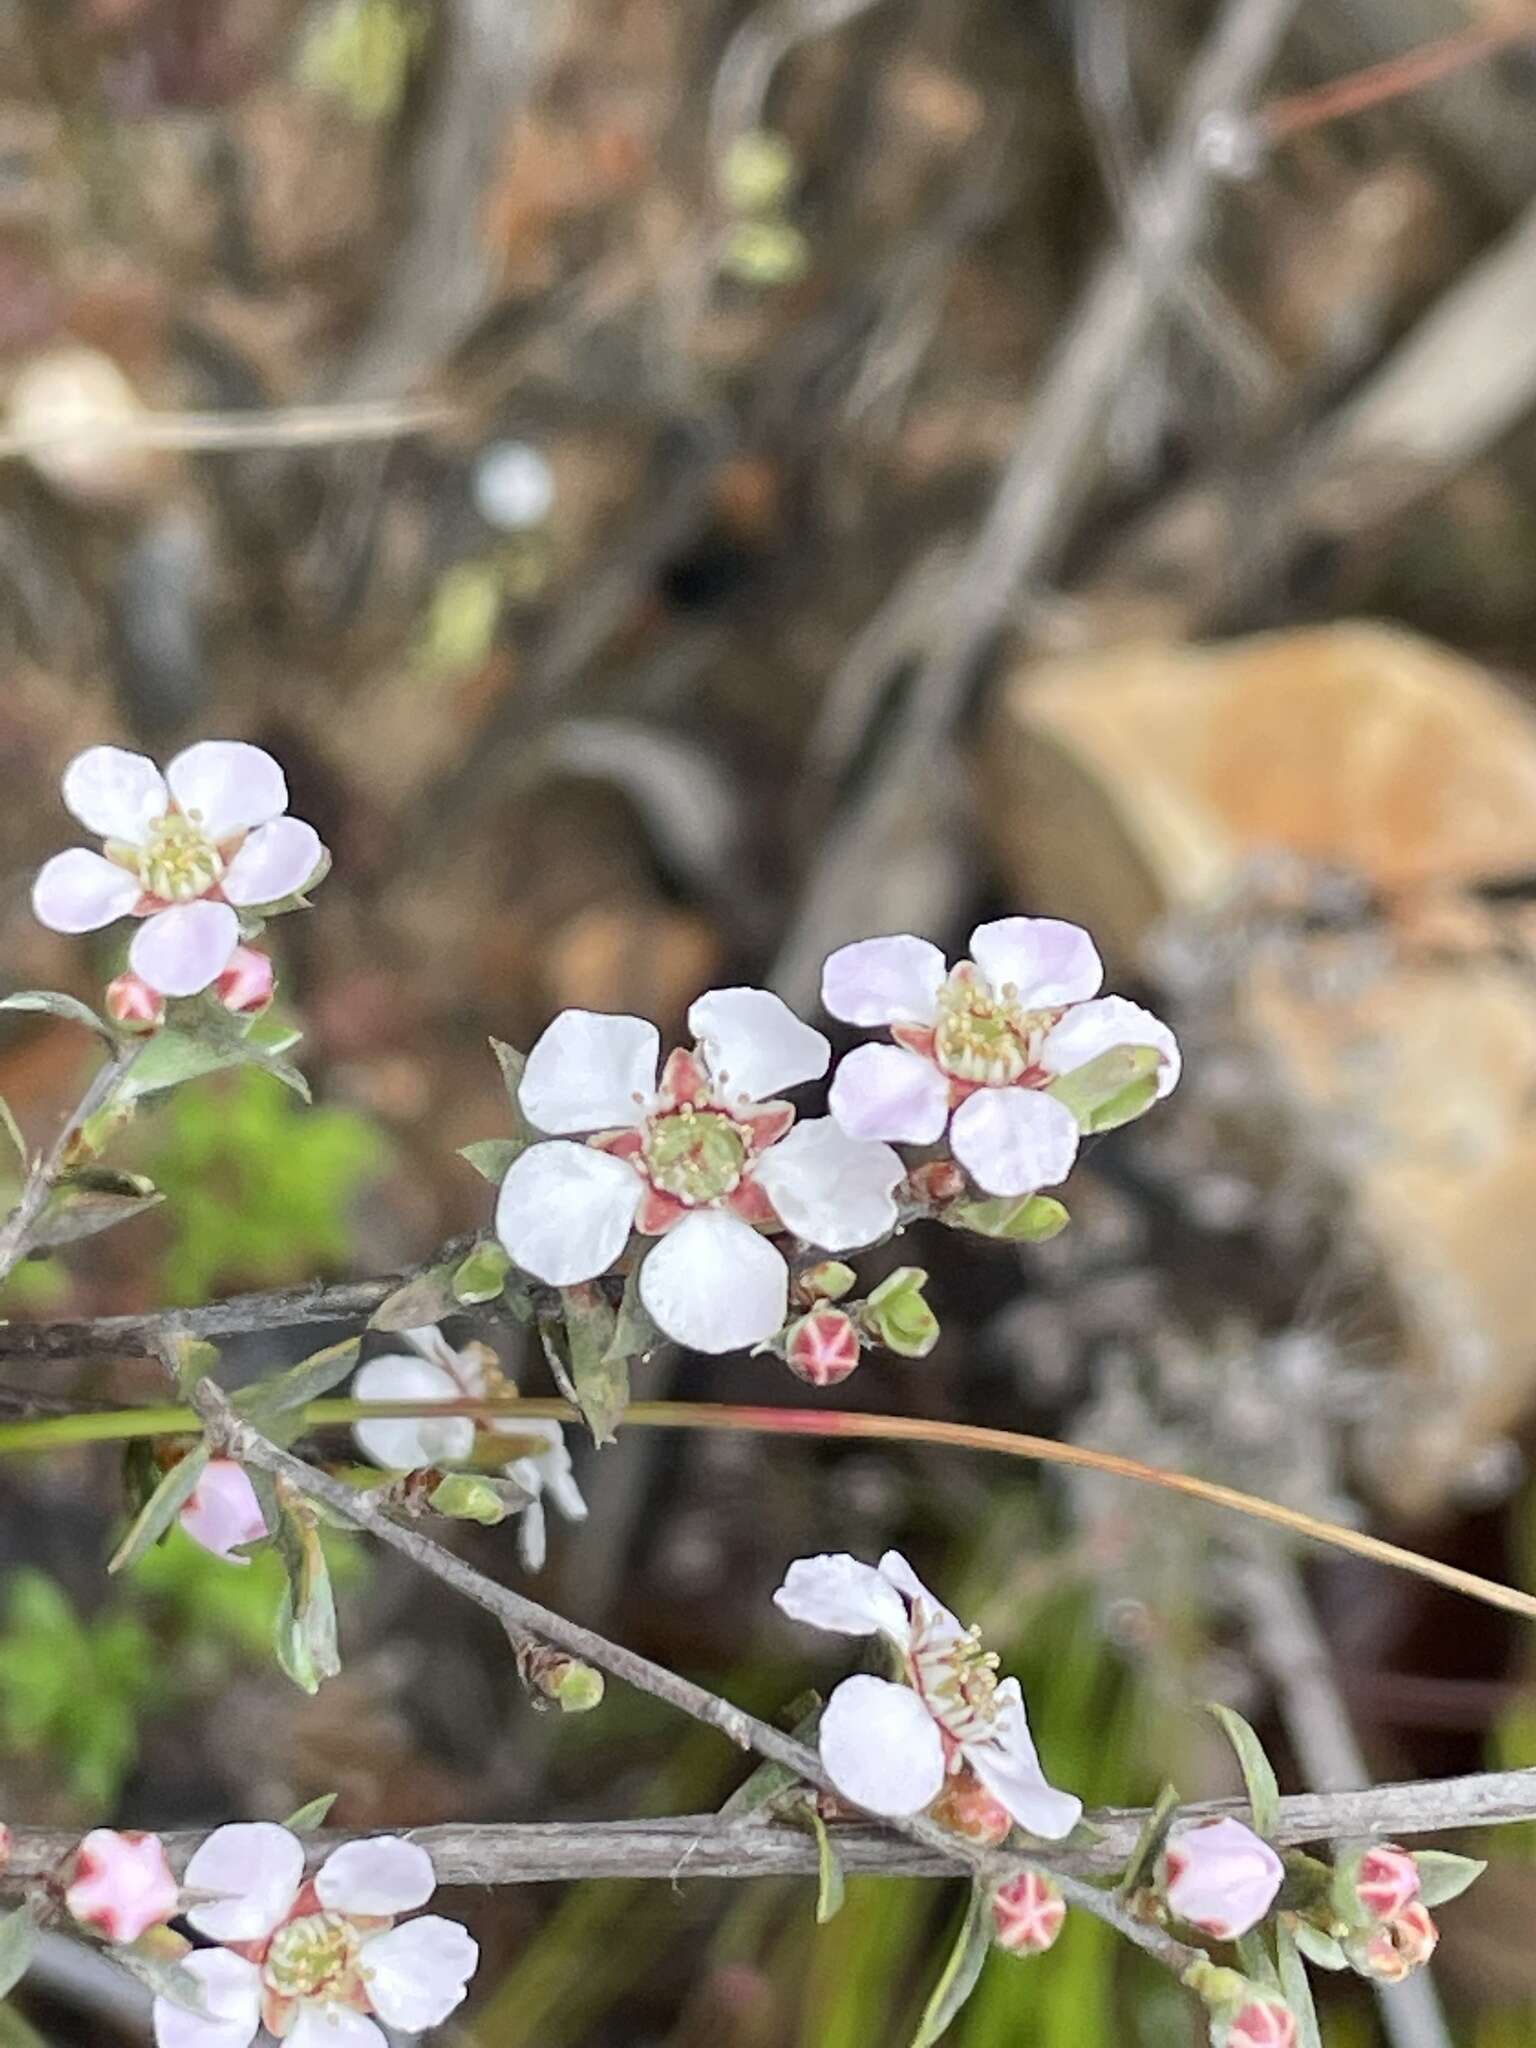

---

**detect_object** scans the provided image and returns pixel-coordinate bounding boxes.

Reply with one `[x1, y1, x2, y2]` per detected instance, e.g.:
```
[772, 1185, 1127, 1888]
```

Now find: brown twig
[1257, 15, 1536, 143]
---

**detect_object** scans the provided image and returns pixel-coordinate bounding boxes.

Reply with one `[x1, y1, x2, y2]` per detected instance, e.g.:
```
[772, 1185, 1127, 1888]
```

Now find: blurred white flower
[473, 441, 556, 531]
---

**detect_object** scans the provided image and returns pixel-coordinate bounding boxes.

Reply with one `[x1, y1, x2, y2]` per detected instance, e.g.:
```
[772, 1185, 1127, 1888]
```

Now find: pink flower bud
[65, 1829, 179, 1945]
[993, 1871, 1065, 1955]
[784, 1309, 861, 1387]
[1349, 1844, 1420, 1926]
[1346, 1901, 1438, 1982]
[106, 972, 165, 1032]
[1221, 1999, 1297, 2048]
[932, 1772, 1013, 1846]
[907, 1159, 967, 1206]
[1161, 1817, 1284, 1941]
[178, 1458, 268, 1563]
[215, 945, 275, 1014]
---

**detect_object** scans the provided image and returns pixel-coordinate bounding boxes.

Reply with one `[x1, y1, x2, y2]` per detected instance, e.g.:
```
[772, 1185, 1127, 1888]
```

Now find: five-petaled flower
[66, 1829, 179, 1945]
[773, 1551, 1081, 1836]
[178, 1459, 269, 1565]
[33, 742, 326, 999]
[822, 918, 1178, 1196]
[153, 1823, 477, 2048]
[495, 990, 903, 1353]
[1160, 1817, 1284, 1941]
[352, 1326, 586, 1570]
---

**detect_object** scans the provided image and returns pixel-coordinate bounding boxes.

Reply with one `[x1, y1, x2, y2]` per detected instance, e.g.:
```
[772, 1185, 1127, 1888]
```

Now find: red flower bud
[932, 1771, 1013, 1846]
[1347, 1901, 1438, 1982]
[992, 1871, 1065, 1955]
[106, 971, 165, 1032]
[906, 1160, 967, 1206]
[1351, 1844, 1420, 1926]
[785, 1309, 861, 1387]
[65, 1829, 179, 1945]
[1222, 1999, 1297, 2048]
[215, 945, 275, 1014]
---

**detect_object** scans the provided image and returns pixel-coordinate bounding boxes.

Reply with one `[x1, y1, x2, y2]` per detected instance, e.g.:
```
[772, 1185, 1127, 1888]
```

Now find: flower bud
[1341, 1843, 1420, 1927]
[106, 972, 165, 1033]
[1161, 1817, 1284, 1941]
[785, 1309, 861, 1387]
[992, 1871, 1065, 1955]
[65, 1829, 179, 1945]
[906, 1160, 967, 1207]
[1218, 1999, 1297, 2048]
[861, 1267, 940, 1359]
[799, 1260, 857, 1303]
[215, 946, 275, 1015]
[428, 1474, 510, 1526]
[931, 1772, 1012, 1847]
[1344, 1901, 1438, 1982]
[178, 1458, 268, 1564]
[514, 1637, 605, 1713]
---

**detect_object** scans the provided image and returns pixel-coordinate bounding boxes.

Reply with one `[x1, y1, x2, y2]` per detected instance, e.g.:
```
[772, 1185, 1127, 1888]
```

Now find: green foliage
[0, 1569, 160, 1805]
[147, 1068, 385, 1304]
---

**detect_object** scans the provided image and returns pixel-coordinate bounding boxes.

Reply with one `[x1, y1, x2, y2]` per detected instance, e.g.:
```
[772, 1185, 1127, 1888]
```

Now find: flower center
[642, 1106, 748, 1205]
[910, 1609, 1002, 1745]
[262, 1911, 363, 2002]
[139, 811, 223, 903]
[931, 967, 1038, 1087]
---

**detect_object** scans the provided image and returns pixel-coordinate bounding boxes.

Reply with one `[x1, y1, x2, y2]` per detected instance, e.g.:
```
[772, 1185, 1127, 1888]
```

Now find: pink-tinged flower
[153, 1824, 477, 2048]
[178, 1460, 268, 1565]
[785, 1308, 862, 1387]
[822, 920, 1178, 1196]
[352, 1327, 585, 1571]
[1345, 1901, 1438, 1983]
[1219, 1999, 1297, 2048]
[66, 1829, 179, 1945]
[1347, 1844, 1421, 1926]
[992, 1871, 1065, 1954]
[495, 991, 904, 1354]
[773, 1551, 1081, 1837]
[215, 947, 275, 1015]
[1161, 1817, 1284, 1941]
[106, 971, 166, 1031]
[33, 743, 326, 998]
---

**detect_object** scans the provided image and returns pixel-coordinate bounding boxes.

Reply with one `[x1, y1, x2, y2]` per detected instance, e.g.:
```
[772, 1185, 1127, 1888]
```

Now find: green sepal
[862, 1266, 940, 1358]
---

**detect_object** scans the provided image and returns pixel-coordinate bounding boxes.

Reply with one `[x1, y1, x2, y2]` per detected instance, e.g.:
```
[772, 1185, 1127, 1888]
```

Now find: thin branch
[0, 1044, 144, 1289]
[0, 398, 456, 463]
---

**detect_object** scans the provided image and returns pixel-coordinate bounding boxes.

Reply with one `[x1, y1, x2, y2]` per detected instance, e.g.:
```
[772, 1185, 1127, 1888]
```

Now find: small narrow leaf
[810, 1808, 845, 1924]
[109, 1444, 210, 1574]
[237, 1339, 361, 1419]
[283, 1792, 339, 1833]
[458, 1138, 523, 1184]
[369, 1265, 458, 1332]
[947, 1193, 1069, 1243]
[453, 1240, 511, 1305]
[717, 1696, 822, 1819]
[1412, 1849, 1487, 1907]
[1116, 1780, 1181, 1899]
[537, 1313, 582, 1410]
[164, 1336, 221, 1399]
[270, 1492, 341, 1694]
[1276, 1922, 1324, 2048]
[1207, 1703, 1281, 1839]
[0, 991, 115, 1045]
[560, 1284, 625, 1445]
[910, 1883, 992, 2047]
[606, 1265, 660, 1365]
[0, 1907, 37, 2002]
[1235, 1929, 1281, 1991]
[33, 1170, 162, 1249]
[1288, 1920, 1347, 1971]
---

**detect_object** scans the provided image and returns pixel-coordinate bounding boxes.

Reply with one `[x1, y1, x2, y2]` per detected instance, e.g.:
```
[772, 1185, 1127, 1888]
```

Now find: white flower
[773, 1550, 1081, 1838]
[352, 1326, 587, 1569]
[822, 920, 1178, 1197]
[33, 743, 326, 998]
[495, 990, 904, 1354]
[153, 1824, 477, 2048]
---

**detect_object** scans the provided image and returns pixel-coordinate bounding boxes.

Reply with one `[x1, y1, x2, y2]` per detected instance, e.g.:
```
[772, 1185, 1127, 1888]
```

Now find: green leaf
[0, 1907, 36, 2002]
[165, 1336, 221, 1399]
[1412, 1849, 1486, 1907]
[1047, 1046, 1161, 1132]
[910, 1883, 991, 2047]
[561, 1284, 626, 1445]
[607, 1264, 661, 1365]
[1234, 1929, 1281, 1991]
[119, 1013, 308, 1104]
[863, 1267, 940, 1359]
[1116, 1780, 1181, 1899]
[947, 1194, 1069, 1243]
[237, 1339, 361, 1423]
[1276, 1922, 1323, 2048]
[1207, 1703, 1280, 1838]
[716, 1695, 822, 1819]
[270, 1494, 341, 1694]
[810, 1807, 846, 1924]
[284, 1791, 338, 1832]
[369, 1264, 457, 1332]
[429, 1473, 512, 1525]
[109, 1443, 211, 1575]
[32, 1168, 162, 1250]
[0, 991, 115, 1046]
[1288, 1920, 1347, 1971]
[453, 1240, 511, 1305]
[459, 1138, 524, 1184]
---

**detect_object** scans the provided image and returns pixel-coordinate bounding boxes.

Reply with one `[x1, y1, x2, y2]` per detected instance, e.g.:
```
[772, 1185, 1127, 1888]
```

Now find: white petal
[62, 746, 167, 842]
[285, 2009, 384, 2048]
[404, 1324, 472, 1380]
[220, 818, 325, 907]
[876, 1550, 963, 1643]
[819, 1675, 945, 1817]
[152, 1949, 261, 2048]
[949, 1088, 1079, 1197]
[820, 934, 946, 1026]
[1043, 996, 1181, 1099]
[518, 1010, 658, 1135]
[495, 1142, 640, 1285]
[638, 1210, 787, 1354]
[32, 848, 142, 932]
[315, 1835, 435, 1916]
[362, 1916, 479, 2031]
[166, 742, 286, 838]
[182, 1822, 303, 1942]
[967, 1680, 1082, 1840]
[130, 902, 240, 997]
[755, 1117, 902, 1251]
[518, 1497, 548, 1571]
[969, 917, 1103, 1007]
[773, 1554, 911, 1643]
[828, 1043, 949, 1144]
[688, 986, 830, 1103]
[352, 1356, 475, 1473]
